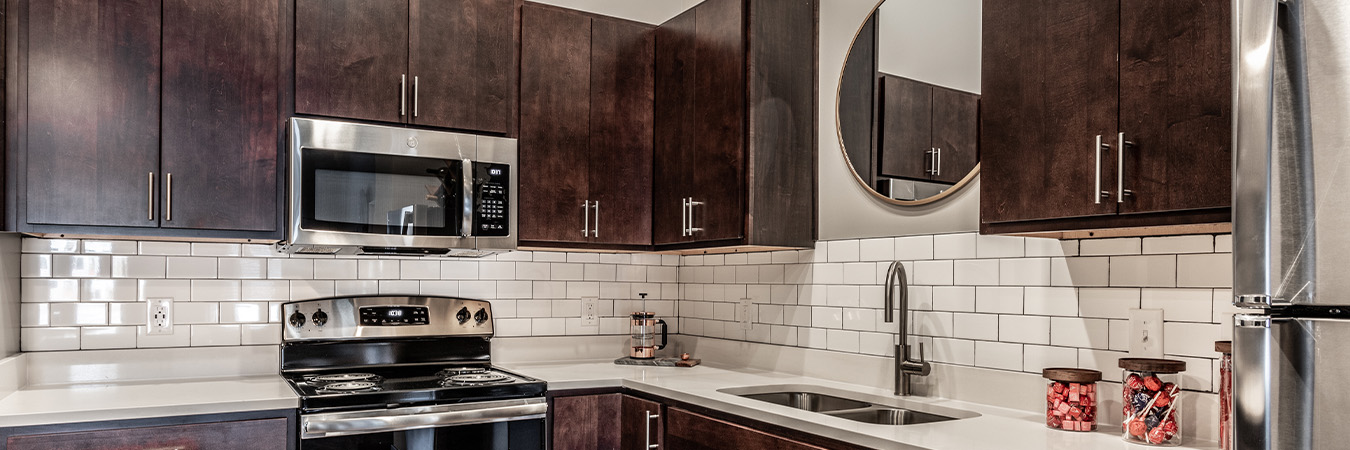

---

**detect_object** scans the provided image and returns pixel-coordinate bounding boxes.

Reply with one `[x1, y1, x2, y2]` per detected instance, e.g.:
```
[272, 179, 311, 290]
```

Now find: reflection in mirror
[839, 1, 981, 204]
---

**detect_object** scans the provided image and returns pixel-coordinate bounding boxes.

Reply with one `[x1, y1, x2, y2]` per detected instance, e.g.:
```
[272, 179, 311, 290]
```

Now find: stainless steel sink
[718, 384, 979, 426]
[739, 392, 872, 412]
[826, 408, 956, 425]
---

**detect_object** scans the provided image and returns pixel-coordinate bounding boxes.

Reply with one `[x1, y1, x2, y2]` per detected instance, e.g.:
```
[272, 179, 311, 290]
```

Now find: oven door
[300, 398, 545, 450]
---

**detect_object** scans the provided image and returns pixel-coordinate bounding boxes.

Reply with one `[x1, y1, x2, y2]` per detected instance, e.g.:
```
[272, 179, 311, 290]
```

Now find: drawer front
[6, 418, 288, 450]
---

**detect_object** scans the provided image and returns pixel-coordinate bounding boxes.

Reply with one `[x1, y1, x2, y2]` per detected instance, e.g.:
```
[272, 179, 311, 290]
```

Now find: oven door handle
[302, 400, 546, 439]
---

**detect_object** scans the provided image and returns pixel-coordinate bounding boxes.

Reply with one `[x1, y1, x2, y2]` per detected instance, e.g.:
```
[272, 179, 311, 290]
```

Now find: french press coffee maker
[629, 293, 667, 359]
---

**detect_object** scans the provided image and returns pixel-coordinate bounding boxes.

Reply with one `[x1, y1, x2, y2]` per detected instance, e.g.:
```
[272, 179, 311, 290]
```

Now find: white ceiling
[528, 0, 704, 25]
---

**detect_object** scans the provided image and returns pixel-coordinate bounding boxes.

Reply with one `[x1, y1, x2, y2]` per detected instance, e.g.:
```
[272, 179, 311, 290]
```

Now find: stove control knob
[474, 308, 488, 324]
[312, 309, 329, 327]
[288, 311, 307, 328]
[456, 307, 471, 324]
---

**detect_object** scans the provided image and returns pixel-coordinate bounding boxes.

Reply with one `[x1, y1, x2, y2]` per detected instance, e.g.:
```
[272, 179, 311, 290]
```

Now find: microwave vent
[293, 246, 341, 255]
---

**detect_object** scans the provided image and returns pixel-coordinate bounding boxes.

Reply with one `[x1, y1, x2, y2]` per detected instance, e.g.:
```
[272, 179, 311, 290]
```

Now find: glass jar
[1043, 368, 1101, 432]
[1119, 358, 1187, 446]
[1216, 341, 1233, 450]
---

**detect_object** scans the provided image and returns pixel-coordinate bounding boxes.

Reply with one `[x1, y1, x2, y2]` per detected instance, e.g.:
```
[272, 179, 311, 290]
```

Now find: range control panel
[282, 296, 492, 341]
[472, 162, 510, 237]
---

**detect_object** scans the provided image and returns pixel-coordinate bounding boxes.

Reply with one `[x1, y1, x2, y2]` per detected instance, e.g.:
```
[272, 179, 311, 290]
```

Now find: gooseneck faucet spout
[884, 261, 930, 396]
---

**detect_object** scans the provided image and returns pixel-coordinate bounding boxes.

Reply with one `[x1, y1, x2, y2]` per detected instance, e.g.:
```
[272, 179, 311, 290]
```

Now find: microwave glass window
[313, 170, 447, 231]
[301, 148, 465, 237]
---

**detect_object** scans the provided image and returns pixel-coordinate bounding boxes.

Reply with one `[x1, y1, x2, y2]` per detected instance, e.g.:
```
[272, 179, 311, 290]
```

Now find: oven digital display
[360, 306, 429, 326]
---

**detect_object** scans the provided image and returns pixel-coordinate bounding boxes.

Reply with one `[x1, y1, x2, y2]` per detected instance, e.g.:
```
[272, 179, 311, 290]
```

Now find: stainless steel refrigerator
[1232, 0, 1350, 448]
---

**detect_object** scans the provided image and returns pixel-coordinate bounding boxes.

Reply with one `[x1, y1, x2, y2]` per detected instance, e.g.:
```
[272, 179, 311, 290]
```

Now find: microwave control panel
[473, 162, 510, 237]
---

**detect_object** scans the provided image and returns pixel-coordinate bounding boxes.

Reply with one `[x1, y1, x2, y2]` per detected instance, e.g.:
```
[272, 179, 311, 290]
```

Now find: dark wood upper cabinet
[665, 407, 824, 450]
[161, 0, 283, 232]
[519, 3, 653, 248]
[409, 0, 515, 133]
[838, 13, 877, 187]
[877, 76, 932, 181]
[23, 0, 162, 228]
[930, 87, 979, 184]
[295, 0, 516, 135]
[519, 3, 591, 245]
[980, 0, 1231, 235]
[12, 0, 289, 239]
[294, 0, 408, 124]
[653, 0, 817, 250]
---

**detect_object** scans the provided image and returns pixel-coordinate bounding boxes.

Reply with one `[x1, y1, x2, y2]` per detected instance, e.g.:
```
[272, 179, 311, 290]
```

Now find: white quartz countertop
[0, 375, 299, 428]
[500, 360, 1219, 450]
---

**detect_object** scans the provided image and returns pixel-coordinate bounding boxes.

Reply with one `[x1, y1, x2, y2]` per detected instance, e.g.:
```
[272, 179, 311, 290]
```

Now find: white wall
[876, 0, 982, 94]
[820, 0, 982, 240]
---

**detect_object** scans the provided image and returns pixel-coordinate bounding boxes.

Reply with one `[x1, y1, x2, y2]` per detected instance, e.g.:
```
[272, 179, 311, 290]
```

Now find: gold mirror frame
[833, 0, 981, 207]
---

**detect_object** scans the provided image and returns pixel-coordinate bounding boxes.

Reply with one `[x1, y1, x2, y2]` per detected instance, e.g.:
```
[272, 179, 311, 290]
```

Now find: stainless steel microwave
[278, 118, 516, 257]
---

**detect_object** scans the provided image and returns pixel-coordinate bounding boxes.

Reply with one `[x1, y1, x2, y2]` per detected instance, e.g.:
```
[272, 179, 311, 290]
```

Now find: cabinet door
[665, 407, 824, 450]
[690, 0, 745, 243]
[621, 395, 663, 450]
[551, 394, 621, 450]
[5, 418, 288, 450]
[653, 8, 697, 245]
[931, 87, 979, 184]
[979, 0, 1119, 223]
[877, 75, 933, 181]
[295, 0, 407, 124]
[24, 0, 161, 228]
[408, 0, 514, 134]
[589, 18, 654, 246]
[1118, 0, 1231, 214]
[518, 4, 591, 244]
[161, 0, 282, 232]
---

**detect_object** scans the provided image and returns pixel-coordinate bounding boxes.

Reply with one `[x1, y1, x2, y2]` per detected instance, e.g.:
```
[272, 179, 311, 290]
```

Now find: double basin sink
[718, 385, 979, 426]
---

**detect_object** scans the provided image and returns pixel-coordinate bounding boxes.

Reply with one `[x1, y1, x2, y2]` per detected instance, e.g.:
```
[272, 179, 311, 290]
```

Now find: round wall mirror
[837, 0, 982, 205]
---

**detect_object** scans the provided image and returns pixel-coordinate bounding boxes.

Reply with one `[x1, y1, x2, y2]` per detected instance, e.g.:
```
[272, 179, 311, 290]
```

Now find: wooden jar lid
[1215, 341, 1232, 353]
[1042, 368, 1102, 383]
[1118, 358, 1187, 373]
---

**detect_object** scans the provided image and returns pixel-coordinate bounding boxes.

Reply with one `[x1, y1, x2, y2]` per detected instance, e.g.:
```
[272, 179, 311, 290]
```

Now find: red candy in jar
[1119, 358, 1187, 447]
[1042, 368, 1102, 432]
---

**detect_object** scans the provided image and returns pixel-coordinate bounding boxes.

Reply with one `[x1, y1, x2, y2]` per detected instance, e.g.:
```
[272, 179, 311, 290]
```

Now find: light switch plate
[737, 298, 753, 331]
[147, 298, 174, 335]
[581, 297, 599, 327]
[1128, 308, 1164, 357]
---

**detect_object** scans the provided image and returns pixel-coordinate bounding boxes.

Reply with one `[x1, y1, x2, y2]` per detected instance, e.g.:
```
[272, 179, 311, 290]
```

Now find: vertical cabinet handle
[147, 172, 155, 221]
[592, 201, 599, 238]
[582, 200, 590, 237]
[1117, 132, 1134, 202]
[1094, 135, 1110, 204]
[688, 199, 704, 234]
[165, 173, 173, 221]
[400, 74, 407, 117]
[645, 411, 660, 449]
[935, 148, 942, 176]
[413, 76, 419, 118]
[681, 198, 689, 236]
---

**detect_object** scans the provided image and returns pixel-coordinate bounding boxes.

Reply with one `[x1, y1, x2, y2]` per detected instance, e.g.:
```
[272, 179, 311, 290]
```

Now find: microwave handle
[462, 159, 475, 238]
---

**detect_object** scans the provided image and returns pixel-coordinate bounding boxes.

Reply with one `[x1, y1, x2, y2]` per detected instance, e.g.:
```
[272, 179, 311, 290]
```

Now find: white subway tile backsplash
[999, 258, 1050, 286]
[400, 260, 441, 280]
[220, 302, 269, 323]
[912, 260, 954, 286]
[360, 260, 402, 279]
[165, 257, 216, 279]
[23, 238, 79, 254]
[24, 279, 80, 302]
[894, 235, 934, 260]
[176, 303, 220, 324]
[21, 303, 49, 327]
[975, 287, 1023, 314]
[21, 254, 51, 277]
[932, 286, 976, 312]
[1050, 317, 1109, 349]
[380, 280, 422, 295]
[934, 234, 977, 260]
[108, 303, 147, 326]
[267, 259, 314, 280]
[827, 240, 860, 262]
[138, 241, 191, 255]
[50, 303, 108, 326]
[190, 243, 241, 257]
[1143, 236, 1213, 255]
[1023, 345, 1077, 372]
[975, 341, 1023, 371]
[136, 326, 191, 348]
[998, 315, 1050, 344]
[1163, 322, 1223, 358]
[335, 280, 379, 296]
[826, 329, 860, 352]
[842, 262, 875, 285]
[82, 240, 138, 255]
[82, 279, 137, 302]
[1214, 235, 1233, 253]
[1078, 288, 1141, 319]
[112, 256, 167, 279]
[1050, 257, 1109, 287]
[858, 238, 894, 261]
[1141, 288, 1215, 322]
[192, 324, 241, 346]
[241, 324, 282, 345]
[953, 313, 998, 341]
[1108, 319, 1130, 351]
[241, 280, 290, 301]
[22, 328, 81, 351]
[1109, 255, 1177, 287]
[482, 261, 519, 280]
[313, 260, 357, 279]
[914, 311, 954, 337]
[977, 235, 1025, 259]
[932, 337, 975, 365]
[811, 307, 843, 328]
[80, 326, 137, 350]
[1177, 253, 1233, 288]
[217, 258, 266, 279]
[1079, 238, 1141, 256]
[1023, 287, 1077, 316]
[953, 260, 998, 286]
[1025, 238, 1077, 258]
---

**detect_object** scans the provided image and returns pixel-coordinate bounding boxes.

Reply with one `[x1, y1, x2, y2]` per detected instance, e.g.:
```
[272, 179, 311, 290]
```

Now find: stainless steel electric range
[280, 295, 546, 450]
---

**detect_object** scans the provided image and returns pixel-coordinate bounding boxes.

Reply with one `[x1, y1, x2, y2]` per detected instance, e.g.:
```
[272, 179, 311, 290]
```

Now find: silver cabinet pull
[645, 411, 660, 449]
[1094, 135, 1110, 204]
[681, 198, 689, 236]
[165, 173, 173, 221]
[688, 199, 704, 234]
[935, 148, 942, 176]
[400, 74, 407, 117]
[1117, 132, 1133, 202]
[413, 76, 419, 118]
[147, 172, 155, 221]
[582, 200, 590, 237]
[592, 201, 599, 238]
[925, 148, 935, 175]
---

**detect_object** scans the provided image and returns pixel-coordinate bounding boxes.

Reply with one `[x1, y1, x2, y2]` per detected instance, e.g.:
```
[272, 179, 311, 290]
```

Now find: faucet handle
[917, 341, 926, 363]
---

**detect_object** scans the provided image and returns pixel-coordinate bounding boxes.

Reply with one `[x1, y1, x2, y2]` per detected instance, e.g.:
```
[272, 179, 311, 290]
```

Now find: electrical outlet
[1129, 308, 1164, 357]
[737, 298, 753, 331]
[147, 298, 174, 335]
[581, 297, 599, 327]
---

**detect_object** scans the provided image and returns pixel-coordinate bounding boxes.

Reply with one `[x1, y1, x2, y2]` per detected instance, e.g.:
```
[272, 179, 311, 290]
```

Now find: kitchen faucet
[884, 261, 930, 396]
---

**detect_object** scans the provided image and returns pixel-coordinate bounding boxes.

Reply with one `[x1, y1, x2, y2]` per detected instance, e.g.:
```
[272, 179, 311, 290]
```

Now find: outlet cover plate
[581, 297, 599, 327]
[147, 298, 174, 335]
[1128, 308, 1164, 358]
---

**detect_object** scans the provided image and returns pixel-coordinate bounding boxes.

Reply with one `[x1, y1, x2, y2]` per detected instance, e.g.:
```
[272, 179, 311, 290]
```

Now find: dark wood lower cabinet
[665, 407, 824, 450]
[551, 394, 622, 450]
[5, 418, 288, 450]
[621, 395, 663, 450]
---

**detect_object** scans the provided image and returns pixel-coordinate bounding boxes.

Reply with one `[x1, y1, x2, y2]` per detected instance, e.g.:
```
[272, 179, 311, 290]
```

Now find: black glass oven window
[302, 148, 464, 236]
[301, 417, 543, 450]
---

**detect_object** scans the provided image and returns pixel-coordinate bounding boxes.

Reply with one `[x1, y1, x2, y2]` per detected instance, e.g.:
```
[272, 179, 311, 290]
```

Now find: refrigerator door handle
[1232, 0, 1281, 308]
[1233, 314, 1273, 450]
